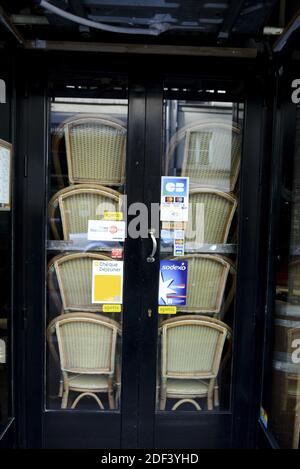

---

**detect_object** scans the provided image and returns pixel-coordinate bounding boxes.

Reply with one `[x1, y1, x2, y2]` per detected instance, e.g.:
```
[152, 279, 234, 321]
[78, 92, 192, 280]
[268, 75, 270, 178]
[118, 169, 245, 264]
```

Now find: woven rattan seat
[47, 312, 121, 410]
[186, 189, 237, 244]
[48, 252, 113, 314]
[167, 254, 235, 317]
[159, 315, 231, 411]
[53, 114, 127, 187]
[48, 184, 122, 240]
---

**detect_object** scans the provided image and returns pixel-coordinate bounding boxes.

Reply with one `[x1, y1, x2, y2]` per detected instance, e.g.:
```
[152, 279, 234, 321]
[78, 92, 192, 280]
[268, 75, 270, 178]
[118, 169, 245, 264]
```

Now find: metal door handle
[147, 228, 157, 263]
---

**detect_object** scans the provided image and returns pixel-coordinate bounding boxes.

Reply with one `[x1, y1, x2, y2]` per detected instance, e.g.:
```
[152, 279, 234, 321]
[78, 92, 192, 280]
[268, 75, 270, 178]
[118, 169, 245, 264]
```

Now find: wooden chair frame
[48, 184, 122, 240]
[47, 312, 121, 410]
[52, 114, 127, 188]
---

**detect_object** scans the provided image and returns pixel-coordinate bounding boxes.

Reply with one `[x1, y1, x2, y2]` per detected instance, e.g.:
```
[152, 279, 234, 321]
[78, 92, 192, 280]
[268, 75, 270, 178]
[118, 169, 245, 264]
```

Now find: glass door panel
[156, 97, 244, 412]
[46, 95, 128, 412]
[261, 105, 300, 448]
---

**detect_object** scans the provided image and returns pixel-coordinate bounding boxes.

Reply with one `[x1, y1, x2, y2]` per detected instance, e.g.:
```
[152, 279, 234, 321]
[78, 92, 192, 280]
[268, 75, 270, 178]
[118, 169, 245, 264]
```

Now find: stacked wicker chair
[160, 121, 241, 410]
[47, 114, 127, 410]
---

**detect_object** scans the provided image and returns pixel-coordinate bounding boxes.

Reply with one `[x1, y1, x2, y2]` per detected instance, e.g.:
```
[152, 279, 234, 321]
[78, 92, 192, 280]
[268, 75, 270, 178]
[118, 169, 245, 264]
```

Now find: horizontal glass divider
[47, 241, 237, 254]
[161, 244, 237, 254]
[47, 240, 123, 252]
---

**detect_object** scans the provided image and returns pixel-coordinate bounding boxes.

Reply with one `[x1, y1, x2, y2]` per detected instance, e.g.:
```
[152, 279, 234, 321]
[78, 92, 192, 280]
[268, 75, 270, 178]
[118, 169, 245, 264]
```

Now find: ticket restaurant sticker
[88, 220, 126, 242]
[159, 260, 188, 306]
[160, 176, 189, 222]
[92, 260, 123, 304]
[158, 306, 177, 315]
[104, 211, 123, 221]
[103, 304, 122, 313]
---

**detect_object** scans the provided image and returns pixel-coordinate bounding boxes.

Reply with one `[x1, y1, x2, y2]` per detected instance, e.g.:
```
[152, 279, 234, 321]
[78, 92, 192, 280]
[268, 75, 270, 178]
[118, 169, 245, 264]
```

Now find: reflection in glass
[267, 108, 300, 447]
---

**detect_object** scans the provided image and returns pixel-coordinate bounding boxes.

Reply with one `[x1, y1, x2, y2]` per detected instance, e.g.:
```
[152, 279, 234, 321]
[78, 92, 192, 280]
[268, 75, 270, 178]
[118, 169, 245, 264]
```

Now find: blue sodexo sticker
[159, 260, 188, 306]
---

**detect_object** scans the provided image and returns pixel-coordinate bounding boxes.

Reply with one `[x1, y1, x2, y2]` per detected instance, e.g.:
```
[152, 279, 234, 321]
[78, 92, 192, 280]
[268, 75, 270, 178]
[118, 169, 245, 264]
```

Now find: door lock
[147, 308, 152, 318]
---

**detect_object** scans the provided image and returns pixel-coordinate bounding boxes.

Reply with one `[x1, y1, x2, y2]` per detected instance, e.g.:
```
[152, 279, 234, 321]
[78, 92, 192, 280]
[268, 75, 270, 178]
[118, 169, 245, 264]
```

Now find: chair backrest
[160, 315, 230, 380]
[49, 184, 122, 240]
[49, 252, 112, 313]
[166, 122, 241, 192]
[168, 255, 232, 314]
[49, 313, 120, 375]
[53, 115, 127, 187]
[185, 189, 237, 244]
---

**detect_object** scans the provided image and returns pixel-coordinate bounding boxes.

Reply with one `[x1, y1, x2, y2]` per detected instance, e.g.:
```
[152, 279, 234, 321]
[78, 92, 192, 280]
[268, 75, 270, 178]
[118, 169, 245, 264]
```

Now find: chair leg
[108, 388, 115, 410]
[115, 385, 121, 410]
[160, 389, 167, 410]
[58, 377, 63, 398]
[61, 388, 69, 409]
[214, 386, 219, 407]
[160, 396, 167, 410]
[207, 392, 213, 411]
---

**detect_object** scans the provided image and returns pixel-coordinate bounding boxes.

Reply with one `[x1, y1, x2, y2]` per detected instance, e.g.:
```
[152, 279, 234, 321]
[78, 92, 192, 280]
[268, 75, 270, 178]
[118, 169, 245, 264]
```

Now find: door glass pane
[46, 90, 128, 411]
[157, 95, 243, 411]
[261, 105, 300, 447]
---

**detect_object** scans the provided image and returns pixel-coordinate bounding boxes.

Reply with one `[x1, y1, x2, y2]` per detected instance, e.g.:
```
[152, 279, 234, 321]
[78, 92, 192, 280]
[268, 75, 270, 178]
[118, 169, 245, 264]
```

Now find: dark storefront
[0, 0, 300, 450]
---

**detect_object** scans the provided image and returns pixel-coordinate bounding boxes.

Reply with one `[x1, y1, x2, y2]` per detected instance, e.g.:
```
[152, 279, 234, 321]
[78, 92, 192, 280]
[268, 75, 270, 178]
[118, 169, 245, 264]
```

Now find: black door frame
[0, 50, 16, 449]
[257, 59, 300, 449]
[13, 50, 272, 449]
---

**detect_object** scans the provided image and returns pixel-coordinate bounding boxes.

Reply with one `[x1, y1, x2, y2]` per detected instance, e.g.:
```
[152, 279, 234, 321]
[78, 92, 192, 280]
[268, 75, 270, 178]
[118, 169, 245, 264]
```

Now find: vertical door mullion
[138, 81, 163, 448]
[232, 81, 271, 448]
[121, 78, 147, 448]
[16, 69, 48, 448]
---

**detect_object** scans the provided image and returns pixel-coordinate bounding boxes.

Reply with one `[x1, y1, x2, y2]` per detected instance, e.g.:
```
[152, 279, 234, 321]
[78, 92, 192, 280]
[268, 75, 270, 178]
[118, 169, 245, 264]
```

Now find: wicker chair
[167, 254, 235, 318]
[159, 315, 231, 411]
[48, 184, 122, 240]
[185, 188, 237, 244]
[48, 252, 113, 314]
[166, 122, 241, 192]
[47, 312, 121, 410]
[53, 114, 127, 188]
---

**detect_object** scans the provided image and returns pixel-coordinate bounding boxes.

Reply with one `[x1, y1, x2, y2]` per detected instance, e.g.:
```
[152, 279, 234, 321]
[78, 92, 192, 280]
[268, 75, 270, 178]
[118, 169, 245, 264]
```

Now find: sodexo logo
[292, 79, 300, 104]
[161, 262, 187, 271]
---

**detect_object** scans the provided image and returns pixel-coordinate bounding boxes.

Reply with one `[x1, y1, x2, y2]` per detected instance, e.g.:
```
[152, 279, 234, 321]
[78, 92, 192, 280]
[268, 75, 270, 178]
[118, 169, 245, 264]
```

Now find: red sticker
[112, 248, 123, 259]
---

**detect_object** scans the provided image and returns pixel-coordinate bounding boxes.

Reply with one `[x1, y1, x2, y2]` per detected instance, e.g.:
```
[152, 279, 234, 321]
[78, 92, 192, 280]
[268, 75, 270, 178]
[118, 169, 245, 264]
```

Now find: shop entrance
[16, 53, 269, 448]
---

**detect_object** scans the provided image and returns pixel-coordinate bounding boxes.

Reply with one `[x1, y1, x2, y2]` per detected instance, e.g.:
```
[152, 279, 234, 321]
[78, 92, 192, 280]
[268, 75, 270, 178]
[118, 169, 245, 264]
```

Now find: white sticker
[88, 220, 126, 242]
[160, 176, 189, 222]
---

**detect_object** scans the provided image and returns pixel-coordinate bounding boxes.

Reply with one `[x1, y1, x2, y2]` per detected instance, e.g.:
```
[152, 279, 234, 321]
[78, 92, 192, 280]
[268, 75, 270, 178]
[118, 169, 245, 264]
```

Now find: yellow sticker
[104, 211, 123, 221]
[92, 260, 123, 304]
[103, 304, 122, 313]
[158, 306, 177, 315]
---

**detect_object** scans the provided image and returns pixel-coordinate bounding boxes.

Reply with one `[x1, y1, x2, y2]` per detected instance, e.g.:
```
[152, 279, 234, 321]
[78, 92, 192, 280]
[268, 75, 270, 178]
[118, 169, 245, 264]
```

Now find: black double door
[15, 53, 270, 449]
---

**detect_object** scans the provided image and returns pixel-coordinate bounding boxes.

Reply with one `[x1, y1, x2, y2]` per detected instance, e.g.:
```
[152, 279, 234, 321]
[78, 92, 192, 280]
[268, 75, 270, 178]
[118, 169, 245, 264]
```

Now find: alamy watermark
[291, 79, 300, 104]
[91, 196, 205, 242]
